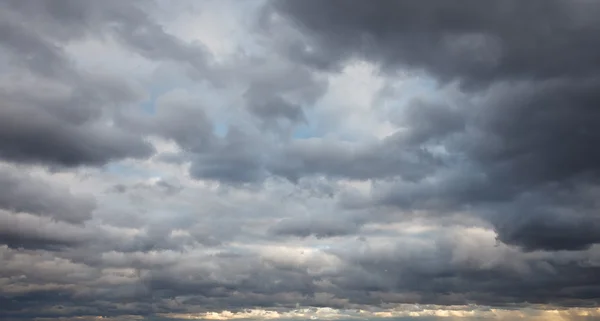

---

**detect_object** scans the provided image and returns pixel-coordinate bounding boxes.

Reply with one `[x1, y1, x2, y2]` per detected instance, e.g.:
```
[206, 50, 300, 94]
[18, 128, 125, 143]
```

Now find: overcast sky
[2, 1, 600, 320]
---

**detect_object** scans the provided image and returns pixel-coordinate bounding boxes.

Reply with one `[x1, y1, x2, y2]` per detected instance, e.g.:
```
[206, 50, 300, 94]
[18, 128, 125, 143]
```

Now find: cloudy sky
[2, 0, 600, 320]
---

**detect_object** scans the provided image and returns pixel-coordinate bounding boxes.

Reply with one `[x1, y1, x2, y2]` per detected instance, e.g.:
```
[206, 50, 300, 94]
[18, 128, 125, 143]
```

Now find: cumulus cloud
[0, 166, 96, 223]
[1, 0, 600, 320]
[267, 0, 600, 252]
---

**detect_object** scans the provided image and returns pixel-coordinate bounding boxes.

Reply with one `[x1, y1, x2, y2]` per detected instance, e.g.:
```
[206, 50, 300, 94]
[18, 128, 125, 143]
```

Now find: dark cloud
[188, 128, 269, 183]
[273, 134, 441, 182]
[0, 211, 92, 250]
[0, 105, 154, 167]
[109, 178, 183, 197]
[369, 80, 600, 251]
[246, 92, 306, 124]
[1, 0, 210, 70]
[0, 167, 95, 224]
[0, 0, 224, 168]
[269, 0, 600, 252]
[239, 58, 326, 125]
[3, 0, 600, 319]
[267, 0, 600, 86]
[5, 225, 600, 318]
[326, 231, 600, 307]
[0, 13, 70, 77]
[0, 0, 158, 167]
[181, 127, 441, 184]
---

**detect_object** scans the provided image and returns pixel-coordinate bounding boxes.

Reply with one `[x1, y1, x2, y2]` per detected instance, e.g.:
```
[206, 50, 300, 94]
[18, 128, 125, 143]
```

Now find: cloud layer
[1, 0, 600, 320]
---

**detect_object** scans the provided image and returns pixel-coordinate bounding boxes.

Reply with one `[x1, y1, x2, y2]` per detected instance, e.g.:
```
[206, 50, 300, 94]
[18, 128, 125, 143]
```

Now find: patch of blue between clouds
[293, 109, 320, 139]
[140, 98, 156, 115]
[140, 84, 170, 115]
[293, 124, 318, 139]
[139, 72, 193, 115]
[214, 122, 229, 137]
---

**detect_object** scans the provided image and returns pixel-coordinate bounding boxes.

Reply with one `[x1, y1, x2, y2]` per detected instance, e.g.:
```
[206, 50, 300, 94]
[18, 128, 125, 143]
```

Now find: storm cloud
[1, 0, 600, 320]
[267, 0, 600, 252]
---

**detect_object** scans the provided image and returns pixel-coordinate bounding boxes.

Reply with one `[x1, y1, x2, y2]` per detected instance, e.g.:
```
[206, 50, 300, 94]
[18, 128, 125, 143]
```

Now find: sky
[1, 0, 600, 320]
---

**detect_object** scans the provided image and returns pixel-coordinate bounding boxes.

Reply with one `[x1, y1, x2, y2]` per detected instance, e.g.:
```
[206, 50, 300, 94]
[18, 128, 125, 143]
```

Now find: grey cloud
[0, 205, 199, 254]
[0, 208, 178, 253]
[108, 184, 128, 194]
[488, 187, 600, 251]
[113, 18, 210, 71]
[0, 211, 92, 250]
[326, 232, 600, 307]
[372, 80, 600, 251]
[0, 0, 222, 167]
[0, 13, 70, 78]
[272, 134, 441, 182]
[269, 216, 362, 239]
[462, 79, 600, 190]
[6, 224, 600, 318]
[188, 128, 269, 183]
[153, 179, 183, 196]
[0, 13, 155, 167]
[4, 0, 600, 319]
[292, 177, 337, 199]
[0, 102, 154, 167]
[237, 57, 327, 125]
[268, 0, 600, 86]
[0, 167, 95, 224]
[146, 95, 215, 153]
[111, 179, 183, 197]
[269, 0, 600, 252]
[1, 0, 211, 73]
[245, 92, 306, 124]
[398, 98, 466, 145]
[183, 132, 440, 184]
